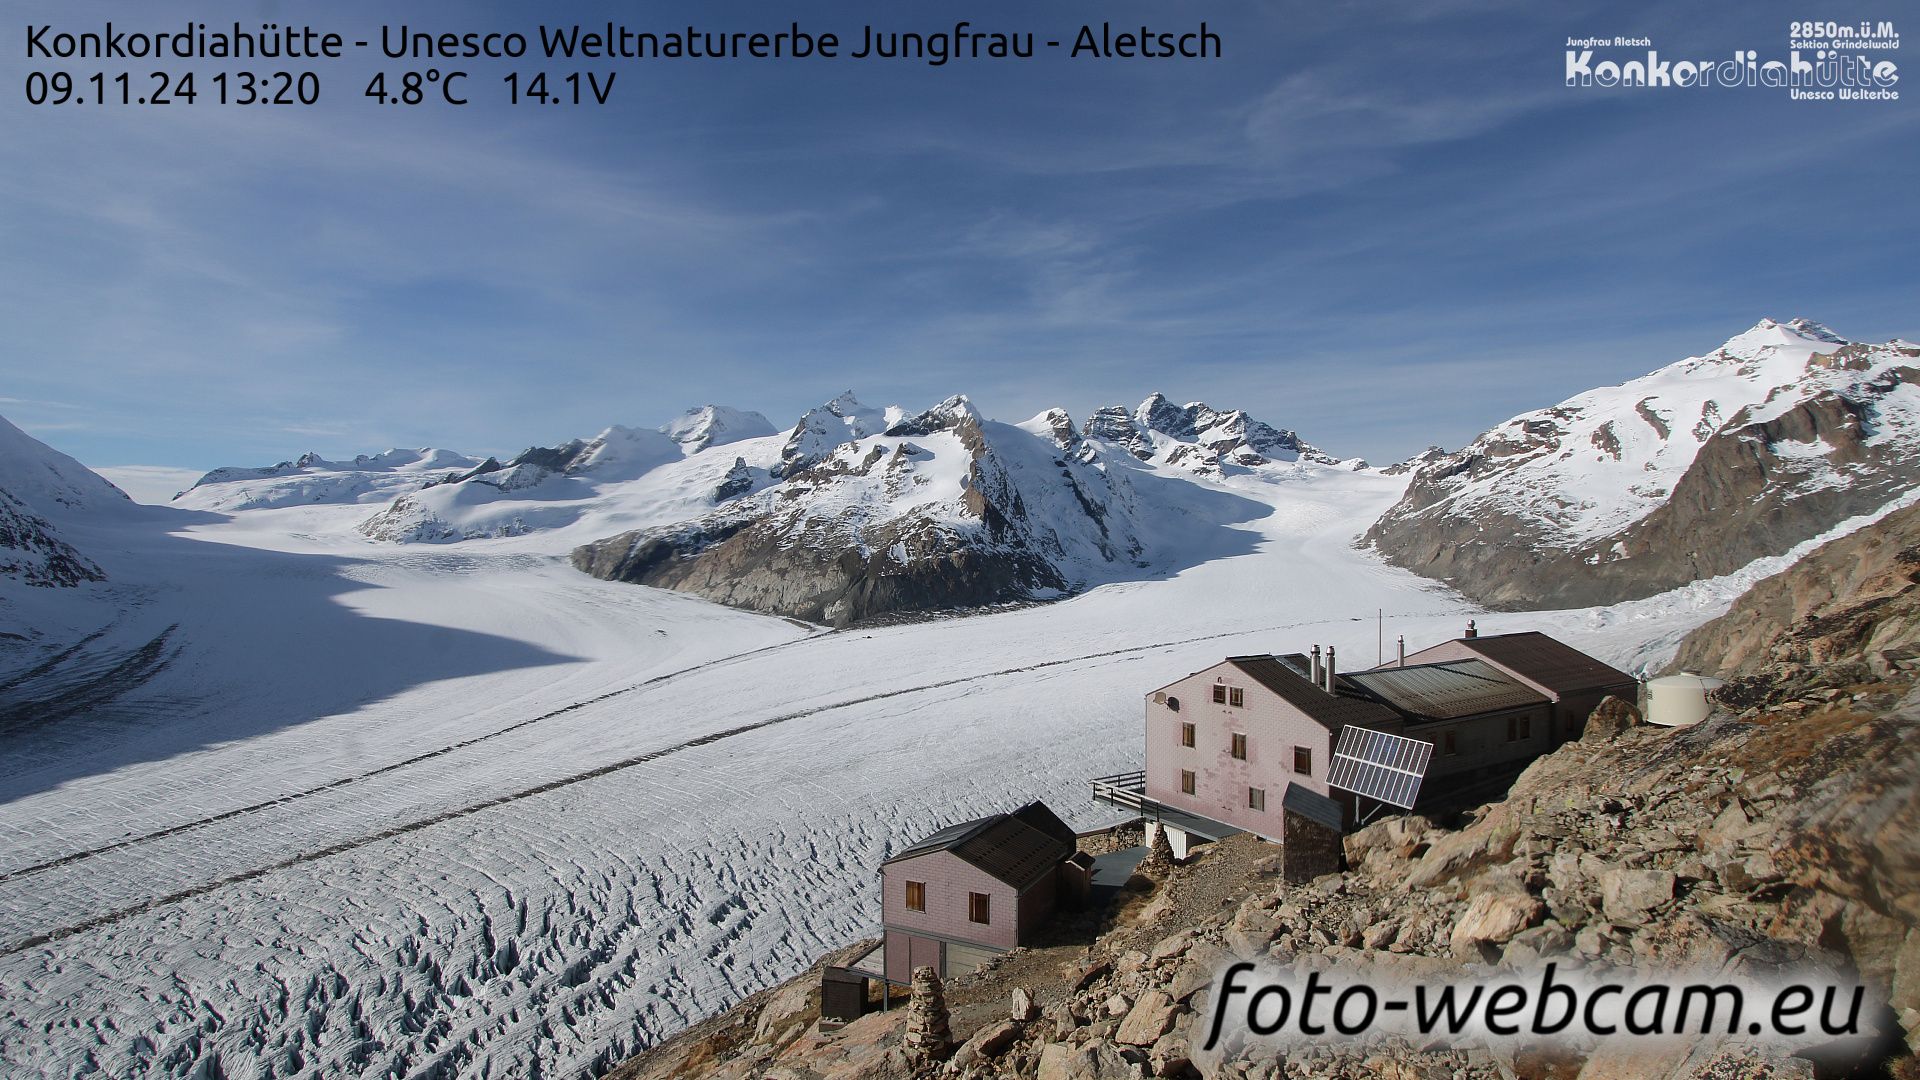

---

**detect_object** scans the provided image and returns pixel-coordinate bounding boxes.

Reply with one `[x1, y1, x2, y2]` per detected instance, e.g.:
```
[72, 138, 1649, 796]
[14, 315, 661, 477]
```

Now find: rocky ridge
[1080, 394, 1336, 475]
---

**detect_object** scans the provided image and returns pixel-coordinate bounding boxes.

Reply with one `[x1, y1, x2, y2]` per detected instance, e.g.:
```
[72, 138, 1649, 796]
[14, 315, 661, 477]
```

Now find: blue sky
[5, 0, 1915, 497]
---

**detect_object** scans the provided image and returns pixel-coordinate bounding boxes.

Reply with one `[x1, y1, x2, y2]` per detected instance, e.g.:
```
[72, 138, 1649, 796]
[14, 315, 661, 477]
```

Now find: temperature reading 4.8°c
[364, 69, 468, 105]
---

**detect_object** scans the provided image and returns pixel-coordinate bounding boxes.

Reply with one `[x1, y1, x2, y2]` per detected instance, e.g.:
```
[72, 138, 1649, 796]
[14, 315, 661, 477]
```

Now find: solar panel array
[1327, 726, 1434, 809]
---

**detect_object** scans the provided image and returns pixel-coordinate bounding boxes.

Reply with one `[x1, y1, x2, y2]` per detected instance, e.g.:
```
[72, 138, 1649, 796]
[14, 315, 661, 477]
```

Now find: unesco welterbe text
[26, 21, 1224, 65]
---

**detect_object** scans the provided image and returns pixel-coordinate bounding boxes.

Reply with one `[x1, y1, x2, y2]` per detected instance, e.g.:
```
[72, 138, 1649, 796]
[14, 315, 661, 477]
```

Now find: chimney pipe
[1396, 635, 1406, 667]
[1465, 619, 1478, 639]
[1324, 646, 1337, 692]
[1310, 645, 1322, 685]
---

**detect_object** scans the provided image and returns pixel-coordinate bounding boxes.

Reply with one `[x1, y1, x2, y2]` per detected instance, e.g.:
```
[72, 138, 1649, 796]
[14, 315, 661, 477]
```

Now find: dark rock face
[713, 458, 756, 502]
[573, 509, 1069, 628]
[1081, 407, 1151, 460]
[1366, 332, 1920, 611]
[0, 491, 104, 587]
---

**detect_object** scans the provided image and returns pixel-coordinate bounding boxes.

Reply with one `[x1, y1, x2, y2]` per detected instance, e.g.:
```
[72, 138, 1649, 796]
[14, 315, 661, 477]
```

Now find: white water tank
[1646, 673, 1725, 727]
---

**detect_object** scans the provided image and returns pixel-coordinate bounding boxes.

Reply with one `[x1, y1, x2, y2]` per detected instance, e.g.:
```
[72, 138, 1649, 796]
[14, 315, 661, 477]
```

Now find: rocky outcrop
[713, 457, 757, 502]
[1365, 322, 1920, 610]
[0, 490, 104, 586]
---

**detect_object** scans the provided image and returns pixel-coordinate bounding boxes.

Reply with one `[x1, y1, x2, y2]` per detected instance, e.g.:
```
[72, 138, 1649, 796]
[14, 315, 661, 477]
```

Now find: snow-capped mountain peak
[552, 425, 683, 481]
[776, 392, 909, 476]
[1367, 318, 1920, 609]
[1715, 316, 1848, 363]
[882, 394, 981, 438]
[660, 405, 777, 452]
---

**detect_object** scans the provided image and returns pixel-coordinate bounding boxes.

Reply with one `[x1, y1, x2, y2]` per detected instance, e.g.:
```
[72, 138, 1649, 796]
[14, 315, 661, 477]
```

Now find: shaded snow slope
[0, 414, 132, 586]
[0, 415, 132, 516]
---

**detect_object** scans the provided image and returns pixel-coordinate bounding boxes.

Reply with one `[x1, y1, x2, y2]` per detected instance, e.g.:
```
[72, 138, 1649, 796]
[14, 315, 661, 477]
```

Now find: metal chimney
[1310, 645, 1322, 685]
[1396, 635, 1406, 667]
[1324, 646, 1337, 691]
[1465, 619, 1478, 639]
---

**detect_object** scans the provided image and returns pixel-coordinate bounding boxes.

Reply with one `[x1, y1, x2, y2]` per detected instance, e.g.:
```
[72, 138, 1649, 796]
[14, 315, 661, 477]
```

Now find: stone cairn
[903, 965, 952, 1065]
[1136, 823, 1176, 880]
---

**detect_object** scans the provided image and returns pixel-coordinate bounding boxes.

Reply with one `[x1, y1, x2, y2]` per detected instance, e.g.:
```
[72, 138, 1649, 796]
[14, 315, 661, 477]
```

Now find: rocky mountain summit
[1366, 320, 1920, 609]
[1081, 394, 1335, 475]
[609, 505, 1920, 1079]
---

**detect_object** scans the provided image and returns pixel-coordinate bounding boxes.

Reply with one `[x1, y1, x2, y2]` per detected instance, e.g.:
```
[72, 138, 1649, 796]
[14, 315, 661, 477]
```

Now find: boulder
[952, 1019, 1021, 1065]
[1450, 893, 1546, 956]
[1600, 868, 1676, 923]
[1073, 958, 1113, 992]
[1115, 990, 1178, 1046]
[1582, 694, 1641, 741]
[1501, 923, 1575, 967]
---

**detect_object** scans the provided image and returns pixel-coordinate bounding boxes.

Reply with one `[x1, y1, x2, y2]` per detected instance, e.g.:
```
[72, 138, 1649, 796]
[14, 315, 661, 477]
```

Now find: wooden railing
[1089, 770, 1147, 811]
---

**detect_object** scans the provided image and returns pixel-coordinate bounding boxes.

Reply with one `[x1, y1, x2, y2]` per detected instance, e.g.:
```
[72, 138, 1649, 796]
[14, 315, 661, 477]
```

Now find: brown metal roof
[884, 802, 1076, 890]
[1225, 655, 1404, 733]
[1457, 632, 1636, 697]
[1341, 659, 1548, 720]
[1012, 800, 1075, 846]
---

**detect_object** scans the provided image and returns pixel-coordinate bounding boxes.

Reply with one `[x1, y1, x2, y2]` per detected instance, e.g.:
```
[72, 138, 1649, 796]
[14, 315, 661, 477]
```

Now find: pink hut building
[873, 801, 1078, 984]
[1093, 625, 1635, 865]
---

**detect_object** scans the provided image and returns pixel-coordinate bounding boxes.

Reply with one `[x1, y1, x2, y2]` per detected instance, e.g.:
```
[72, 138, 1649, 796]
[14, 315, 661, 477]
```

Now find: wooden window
[1180, 769, 1196, 795]
[1519, 715, 1533, 740]
[968, 892, 991, 924]
[1443, 731, 1457, 756]
[1180, 722, 1196, 748]
[1231, 733, 1247, 760]
[905, 880, 926, 913]
[1229, 687, 1244, 707]
[1507, 715, 1518, 742]
[1293, 746, 1312, 775]
[1212, 685, 1227, 704]
[1248, 787, 1266, 811]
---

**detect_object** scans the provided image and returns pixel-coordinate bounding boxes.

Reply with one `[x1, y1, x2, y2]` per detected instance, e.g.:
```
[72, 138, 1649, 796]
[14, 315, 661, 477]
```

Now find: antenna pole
[1377, 609, 1383, 666]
